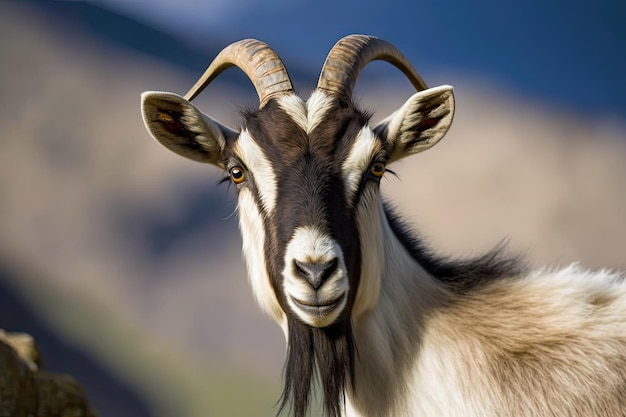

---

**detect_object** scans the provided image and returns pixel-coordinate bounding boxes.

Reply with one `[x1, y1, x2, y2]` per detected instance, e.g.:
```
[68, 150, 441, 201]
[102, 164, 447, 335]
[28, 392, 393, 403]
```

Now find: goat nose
[294, 258, 338, 289]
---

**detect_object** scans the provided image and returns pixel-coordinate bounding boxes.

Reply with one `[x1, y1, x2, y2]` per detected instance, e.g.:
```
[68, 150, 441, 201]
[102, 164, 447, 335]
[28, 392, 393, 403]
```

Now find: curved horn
[184, 39, 294, 108]
[317, 34, 427, 100]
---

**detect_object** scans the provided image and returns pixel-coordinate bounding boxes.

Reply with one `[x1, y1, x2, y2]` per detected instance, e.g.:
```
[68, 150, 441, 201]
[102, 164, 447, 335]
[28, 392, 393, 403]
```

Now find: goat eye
[369, 162, 386, 178]
[229, 166, 246, 184]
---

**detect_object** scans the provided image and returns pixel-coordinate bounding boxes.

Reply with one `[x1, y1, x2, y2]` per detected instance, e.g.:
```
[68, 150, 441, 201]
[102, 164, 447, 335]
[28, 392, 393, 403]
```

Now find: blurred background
[0, 0, 624, 416]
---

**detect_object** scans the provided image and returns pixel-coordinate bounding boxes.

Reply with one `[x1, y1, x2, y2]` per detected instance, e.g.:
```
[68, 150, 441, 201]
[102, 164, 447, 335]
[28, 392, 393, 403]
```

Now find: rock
[0, 330, 41, 371]
[0, 330, 97, 417]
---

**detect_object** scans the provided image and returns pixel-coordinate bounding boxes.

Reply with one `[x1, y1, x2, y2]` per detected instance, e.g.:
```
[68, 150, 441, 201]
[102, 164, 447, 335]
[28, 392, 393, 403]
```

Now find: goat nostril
[295, 262, 307, 278]
[293, 258, 339, 289]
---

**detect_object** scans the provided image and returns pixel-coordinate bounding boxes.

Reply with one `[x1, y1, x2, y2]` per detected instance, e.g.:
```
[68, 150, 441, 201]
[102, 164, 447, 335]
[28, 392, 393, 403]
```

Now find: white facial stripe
[238, 189, 284, 323]
[276, 91, 335, 134]
[342, 127, 381, 204]
[282, 226, 349, 327]
[233, 129, 277, 214]
[352, 198, 385, 319]
[276, 94, 308, 132]
[305, 90, 335, 133]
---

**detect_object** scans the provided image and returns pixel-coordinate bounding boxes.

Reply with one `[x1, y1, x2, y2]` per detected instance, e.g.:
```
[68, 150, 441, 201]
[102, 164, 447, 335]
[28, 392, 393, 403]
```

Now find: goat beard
[278, 316, 356, 417]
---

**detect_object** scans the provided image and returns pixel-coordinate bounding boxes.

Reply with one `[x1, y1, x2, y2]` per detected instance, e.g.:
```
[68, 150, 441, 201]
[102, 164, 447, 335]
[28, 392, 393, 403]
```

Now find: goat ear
[141, 91, 237, 167]
[374, 85, 454, 163]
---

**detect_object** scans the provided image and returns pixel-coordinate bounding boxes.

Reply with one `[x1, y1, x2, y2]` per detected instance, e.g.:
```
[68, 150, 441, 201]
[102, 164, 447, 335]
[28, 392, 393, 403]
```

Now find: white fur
[350, 191, 385, 319]
[141, 91, 233, 165]
[305, 90, 336, 133]
[341, 127, 382, 207]
[276, 94, 308, 132]
[375, 85, 455, 162]
[233, 129, 278, 214]
[237, 189, 284, 324]
[345, 209, 626, 416]
[183, 107, 227, 156]
[399, 264, 626, 417]
[277, 90, 335, 134]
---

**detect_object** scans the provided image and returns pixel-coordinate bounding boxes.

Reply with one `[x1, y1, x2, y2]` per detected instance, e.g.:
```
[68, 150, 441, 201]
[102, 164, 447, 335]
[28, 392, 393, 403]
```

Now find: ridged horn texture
[317, 34, 428, 100]
[184, 39, 294, 108]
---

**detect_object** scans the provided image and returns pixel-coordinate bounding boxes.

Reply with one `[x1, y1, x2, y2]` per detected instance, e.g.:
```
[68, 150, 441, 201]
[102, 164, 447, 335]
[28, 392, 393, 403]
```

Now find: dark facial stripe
[229, 95, 376, 417]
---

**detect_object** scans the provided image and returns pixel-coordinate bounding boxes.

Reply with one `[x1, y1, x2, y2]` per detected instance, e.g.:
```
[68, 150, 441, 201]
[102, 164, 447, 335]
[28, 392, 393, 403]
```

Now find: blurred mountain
[31, 0, 219, 71]
[25, 0, 316, 91]
[89, 0, 626, 119]
[0, 263, 151, 417]
[21, 0, 626, 118]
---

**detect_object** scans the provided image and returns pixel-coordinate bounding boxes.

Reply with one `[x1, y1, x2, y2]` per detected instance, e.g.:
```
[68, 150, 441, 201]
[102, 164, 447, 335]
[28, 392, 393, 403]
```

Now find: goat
[140, 35, 626, 417]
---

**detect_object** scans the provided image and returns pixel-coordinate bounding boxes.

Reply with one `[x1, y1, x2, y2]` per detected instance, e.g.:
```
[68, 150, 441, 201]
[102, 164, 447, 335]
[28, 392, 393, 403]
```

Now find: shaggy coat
[141, 35, 626, 417]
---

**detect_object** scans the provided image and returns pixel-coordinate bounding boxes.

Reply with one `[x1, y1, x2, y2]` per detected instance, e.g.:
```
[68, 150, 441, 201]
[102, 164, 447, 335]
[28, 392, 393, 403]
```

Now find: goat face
[141, 85, 454, 328]
[225, 93, 369, 330]
[141, 35, 454, 417]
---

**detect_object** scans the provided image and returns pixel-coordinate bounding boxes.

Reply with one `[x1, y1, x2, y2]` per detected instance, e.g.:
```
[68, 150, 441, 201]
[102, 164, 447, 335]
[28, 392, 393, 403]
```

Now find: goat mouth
[291, 295, 345, 315]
